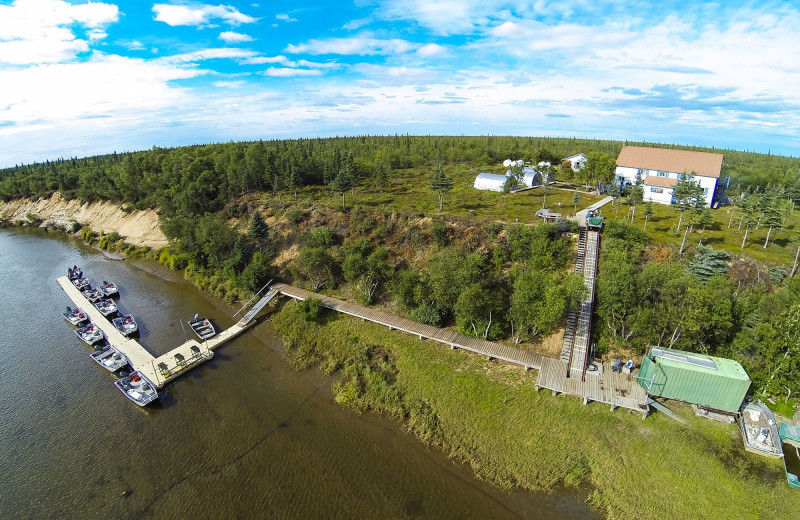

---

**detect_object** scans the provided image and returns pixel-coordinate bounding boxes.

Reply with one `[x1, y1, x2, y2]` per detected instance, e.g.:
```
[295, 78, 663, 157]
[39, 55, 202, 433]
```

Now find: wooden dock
[272, 283, 649, 415]
[57, 276, 265, 389]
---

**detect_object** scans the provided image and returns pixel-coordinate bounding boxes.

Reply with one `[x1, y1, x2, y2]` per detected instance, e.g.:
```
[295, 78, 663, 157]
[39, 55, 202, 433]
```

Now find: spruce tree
[429, 163, 454, 212]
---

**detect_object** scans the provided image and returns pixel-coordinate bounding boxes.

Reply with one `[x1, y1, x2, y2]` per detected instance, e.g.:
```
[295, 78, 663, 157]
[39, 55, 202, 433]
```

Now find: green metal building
[637, 347, 751, 413]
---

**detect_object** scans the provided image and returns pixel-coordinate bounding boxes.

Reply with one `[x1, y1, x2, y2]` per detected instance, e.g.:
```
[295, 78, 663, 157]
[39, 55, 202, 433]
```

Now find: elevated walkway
[271, 282, 648, 415]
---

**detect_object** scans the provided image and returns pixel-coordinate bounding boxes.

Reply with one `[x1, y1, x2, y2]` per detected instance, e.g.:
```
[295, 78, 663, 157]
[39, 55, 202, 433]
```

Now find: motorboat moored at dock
[67, 266, 83, 280]
[90, 346, 128, 372]
[75, 323, 104, 345]
[112, 314, 138, 336]
[62, 306, 88, 325]
[99, 281, 118, 296]
[82, 287, 104, 303]
[94, 299, 118, 316]
[114, 371, 158, 406]
[72, 277, 90, 290]
[188, 315, 216, 340]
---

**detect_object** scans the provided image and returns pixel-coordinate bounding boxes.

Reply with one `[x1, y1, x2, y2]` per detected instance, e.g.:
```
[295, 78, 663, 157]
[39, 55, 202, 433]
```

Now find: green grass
[617, 201, 800, 266]
[274, 165, 602, 225]
[273, 301, 799, 520]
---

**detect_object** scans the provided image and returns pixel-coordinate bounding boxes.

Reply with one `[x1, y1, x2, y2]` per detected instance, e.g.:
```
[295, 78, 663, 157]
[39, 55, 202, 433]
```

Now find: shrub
[297, 297, 323, 322]
[284, 208, 305, 225]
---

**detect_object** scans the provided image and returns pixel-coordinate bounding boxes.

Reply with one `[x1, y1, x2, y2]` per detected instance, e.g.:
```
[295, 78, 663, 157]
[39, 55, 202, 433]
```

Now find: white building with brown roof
[615, 146, 723, 207]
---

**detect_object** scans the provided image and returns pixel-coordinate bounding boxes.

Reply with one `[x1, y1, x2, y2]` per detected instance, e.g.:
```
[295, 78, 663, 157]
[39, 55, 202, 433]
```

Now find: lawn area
[273, 303, 799, 520]
[603, 198, 800, 267]
[276, 165, 602, 225]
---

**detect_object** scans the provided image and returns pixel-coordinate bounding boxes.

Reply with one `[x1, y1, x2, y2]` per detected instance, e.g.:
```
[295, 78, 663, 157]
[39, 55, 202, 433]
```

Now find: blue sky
[1, 0, 799, 167]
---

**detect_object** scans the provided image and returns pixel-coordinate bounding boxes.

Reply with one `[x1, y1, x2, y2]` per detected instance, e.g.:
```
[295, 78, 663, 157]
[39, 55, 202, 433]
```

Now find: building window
[703, 187, 709, 195]
[657, 171, 667, 177]
[650, 187, 663, 193]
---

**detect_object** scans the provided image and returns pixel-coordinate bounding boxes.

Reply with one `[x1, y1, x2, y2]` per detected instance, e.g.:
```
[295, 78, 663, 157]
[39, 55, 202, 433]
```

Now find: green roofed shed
[637, 347, 750, 413]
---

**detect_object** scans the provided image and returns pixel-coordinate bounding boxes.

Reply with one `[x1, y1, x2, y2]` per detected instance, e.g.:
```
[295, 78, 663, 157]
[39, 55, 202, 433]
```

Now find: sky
[1, 0, 799, 167]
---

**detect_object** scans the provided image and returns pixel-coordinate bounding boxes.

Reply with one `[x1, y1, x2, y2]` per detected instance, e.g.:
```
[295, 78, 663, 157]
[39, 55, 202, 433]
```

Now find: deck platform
[58, 276, 262, 389]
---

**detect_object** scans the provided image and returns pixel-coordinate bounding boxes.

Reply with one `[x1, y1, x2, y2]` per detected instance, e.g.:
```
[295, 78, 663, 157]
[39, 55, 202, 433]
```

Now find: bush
[410, 304, 443, 326]
[284, 208, 305, 225]
[297, 297, 323, 322]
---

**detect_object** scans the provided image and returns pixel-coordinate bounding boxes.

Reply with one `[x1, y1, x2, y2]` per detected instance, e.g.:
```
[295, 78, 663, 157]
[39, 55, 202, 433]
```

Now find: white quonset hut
[474, 172, 511, 192]
[562, 153, 588, 171]
[614, 146, 723, 207]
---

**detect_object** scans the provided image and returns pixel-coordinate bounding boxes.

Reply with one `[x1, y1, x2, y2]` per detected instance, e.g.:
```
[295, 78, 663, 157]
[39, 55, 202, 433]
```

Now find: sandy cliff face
[0, 193, 168, 248]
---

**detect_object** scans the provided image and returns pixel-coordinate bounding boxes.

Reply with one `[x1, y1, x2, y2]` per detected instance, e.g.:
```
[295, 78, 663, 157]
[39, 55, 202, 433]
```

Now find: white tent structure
[473, 172, 511, 192]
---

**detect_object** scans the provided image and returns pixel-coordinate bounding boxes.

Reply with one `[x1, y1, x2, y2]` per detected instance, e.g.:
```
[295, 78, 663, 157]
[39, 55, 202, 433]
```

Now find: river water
[0, 228, 599, 519]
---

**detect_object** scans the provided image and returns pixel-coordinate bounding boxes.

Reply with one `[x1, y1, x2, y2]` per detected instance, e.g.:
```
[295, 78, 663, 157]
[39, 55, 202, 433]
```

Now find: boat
[67, 265, 83, 280]
[112, 314, 138, 336]
[740, 401, 783, 458]
[188, 314, 216, 340]
[90, 346, 128, 372]
[114, 371, 159, 406]
[99, 281, 118, 297]
[82, 287, 104, 303]
[75, 323, 104, 345]
[72, 277, 90, 290]
[62, 306, 88, 325]
[94, 299, 118, 316]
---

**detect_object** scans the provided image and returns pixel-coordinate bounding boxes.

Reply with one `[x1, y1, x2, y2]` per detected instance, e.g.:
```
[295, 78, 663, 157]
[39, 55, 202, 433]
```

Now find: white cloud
[343, 18, 371, 31]
[262, 68, 323, 77]
[121, 40, 145, 51]
[160, 48, 259, 64]
[275, 13, 298, 22]
[416, 43, 447, 58]
[286, 37, 418, 56]
[213, 80, 247, 88]
[0, 53, 198, 132]
[0, 0, 119, 64]
[241, 55, 339, 69]
[219, 31, 254, 43]
[152, 3, 258, 27]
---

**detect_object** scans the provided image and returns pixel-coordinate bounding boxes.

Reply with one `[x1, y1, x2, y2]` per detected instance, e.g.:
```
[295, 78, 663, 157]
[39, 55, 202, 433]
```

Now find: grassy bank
[272, 300, 796, 519]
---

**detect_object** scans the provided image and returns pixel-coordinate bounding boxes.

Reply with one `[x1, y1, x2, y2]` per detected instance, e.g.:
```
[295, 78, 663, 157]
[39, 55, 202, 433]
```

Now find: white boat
[82, 287, 104, 303]
[67, 265, 83, 280]
[75, 323, 104, 345]
[62, 306, 88, 325]
[188, 315, 216, 340]
[112, 314, 138, 336]
[90, 346, 128, 372]
[99, 281, 118, 297]
[94, 299, 118, 316]
[114, 371, 159, 406]
[72, 277, 90, 290]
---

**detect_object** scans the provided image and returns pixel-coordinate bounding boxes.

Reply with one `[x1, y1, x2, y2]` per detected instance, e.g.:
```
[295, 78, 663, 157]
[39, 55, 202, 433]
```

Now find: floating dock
[57, 276, 276, 389]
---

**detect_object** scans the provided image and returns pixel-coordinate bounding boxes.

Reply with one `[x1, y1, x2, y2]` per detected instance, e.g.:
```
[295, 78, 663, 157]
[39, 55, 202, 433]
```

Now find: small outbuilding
[562, 153, 588, 171]
[637, 347, 751, 413]
[474, 172, 512, 192]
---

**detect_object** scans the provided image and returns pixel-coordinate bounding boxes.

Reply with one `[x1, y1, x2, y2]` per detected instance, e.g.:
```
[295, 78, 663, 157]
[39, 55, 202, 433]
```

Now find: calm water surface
[0, 228, 600, 519]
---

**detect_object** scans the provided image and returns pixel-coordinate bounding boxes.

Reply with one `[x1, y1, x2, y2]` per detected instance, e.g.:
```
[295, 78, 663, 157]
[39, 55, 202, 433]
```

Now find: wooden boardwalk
[272, 283, 543, 370]
[272, 283, 649, 415]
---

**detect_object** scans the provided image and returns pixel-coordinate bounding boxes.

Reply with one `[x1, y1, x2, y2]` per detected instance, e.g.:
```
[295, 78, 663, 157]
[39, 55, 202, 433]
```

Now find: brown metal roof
[617, 146, 723, 178]
[643, 176, 678, 188]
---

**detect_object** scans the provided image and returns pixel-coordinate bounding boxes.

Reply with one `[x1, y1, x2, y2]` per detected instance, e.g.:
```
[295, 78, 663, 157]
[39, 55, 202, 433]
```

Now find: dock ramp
[237, 289, 280, 327]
